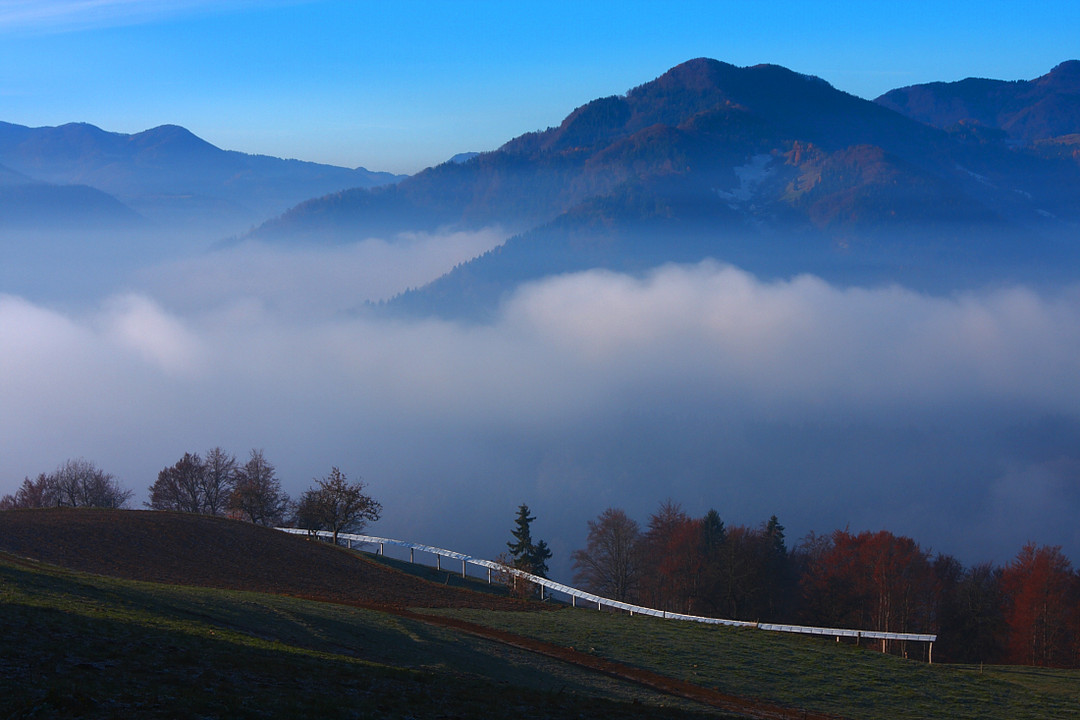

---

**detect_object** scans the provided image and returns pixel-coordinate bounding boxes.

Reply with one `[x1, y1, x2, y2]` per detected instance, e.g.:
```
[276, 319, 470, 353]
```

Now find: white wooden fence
[277, 528, 937, 661]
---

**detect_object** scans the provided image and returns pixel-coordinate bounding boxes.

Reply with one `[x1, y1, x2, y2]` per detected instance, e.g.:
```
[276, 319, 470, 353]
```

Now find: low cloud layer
[135, 229, 508, 315]
[4, 251, 1080, 579]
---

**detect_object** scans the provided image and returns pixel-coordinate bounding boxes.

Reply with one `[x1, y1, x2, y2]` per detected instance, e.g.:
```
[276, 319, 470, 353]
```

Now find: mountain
[0, 161, 29, 186]
[0, 121, 406, 239]
[449, 151, 481, 164]
[245, 59, 1080, 317]
[0, 181, 144, 231]
[255, 59, 960, 245]
[875, 60, 1080, 144]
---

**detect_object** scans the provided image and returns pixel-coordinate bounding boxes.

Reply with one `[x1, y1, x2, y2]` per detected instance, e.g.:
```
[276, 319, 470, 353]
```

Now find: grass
[357, 549, 513, 597]
[426, 608, 1080, 720]
[0, 553, 731, 719]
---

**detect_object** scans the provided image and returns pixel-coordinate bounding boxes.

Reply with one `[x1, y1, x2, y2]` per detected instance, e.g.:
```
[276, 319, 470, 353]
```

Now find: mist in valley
[4, 226, 1080, 580]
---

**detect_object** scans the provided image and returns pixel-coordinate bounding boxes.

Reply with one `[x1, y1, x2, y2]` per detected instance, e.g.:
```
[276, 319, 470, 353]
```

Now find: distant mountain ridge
[254, 60, 952, 244]
[7, 59, 1080, 314]
[244, 58, 1080, 317]
[0, 121, 406, 239]
[875, 60, 1080, 144]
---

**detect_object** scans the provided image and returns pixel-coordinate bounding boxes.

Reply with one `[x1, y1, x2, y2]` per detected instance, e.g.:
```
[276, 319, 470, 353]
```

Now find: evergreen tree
[507, 503, 552, 578]
[765, 515, 786, 557]
[702, 509, 726, 551]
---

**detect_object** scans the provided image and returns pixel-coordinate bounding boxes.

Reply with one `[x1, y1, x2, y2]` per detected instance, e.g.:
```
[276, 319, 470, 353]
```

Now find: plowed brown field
[0, 507, 533, 610]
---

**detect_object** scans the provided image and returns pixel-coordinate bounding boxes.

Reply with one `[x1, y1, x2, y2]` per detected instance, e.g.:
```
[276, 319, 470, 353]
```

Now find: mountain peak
[644, 57, 737, 92]
[1038, 59, 1080, 88]
[131, 124, 220, 154]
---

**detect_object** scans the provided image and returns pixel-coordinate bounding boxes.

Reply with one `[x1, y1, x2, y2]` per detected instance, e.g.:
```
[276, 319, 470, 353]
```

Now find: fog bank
[4, 257, 1080, 579]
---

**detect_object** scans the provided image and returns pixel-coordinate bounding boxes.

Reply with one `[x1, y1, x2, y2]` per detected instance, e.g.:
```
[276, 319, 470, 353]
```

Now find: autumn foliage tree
[799, 530, 934, 652]
[1001, 543, 1078, 667]
[637, 500, 696, 612]
[568, 502, 1080, 666]
[0, 474, 56, 509]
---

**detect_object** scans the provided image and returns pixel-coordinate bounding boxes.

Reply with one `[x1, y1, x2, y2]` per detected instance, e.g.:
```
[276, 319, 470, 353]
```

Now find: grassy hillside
[0, 552, 727, 719]
[425, 609, 1080, 720]
[2, 508, 1077, 719]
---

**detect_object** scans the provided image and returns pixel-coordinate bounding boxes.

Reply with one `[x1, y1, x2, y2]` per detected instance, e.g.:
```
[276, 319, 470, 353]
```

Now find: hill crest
[0, 508, 534, 610]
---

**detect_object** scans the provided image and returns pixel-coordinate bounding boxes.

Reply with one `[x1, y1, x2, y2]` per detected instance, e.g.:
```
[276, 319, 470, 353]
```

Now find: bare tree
[51, 459, 132, 508]
[228, 449, 289, 526]
[292, 489, 326, 536]
[201, 447, 237, 516]
[148, 452, 206, 512]
[572, 507, 642, 602]
[294, 467, 381, 544]
[147, 448, 237, 515]
[5, 459, 132, 509]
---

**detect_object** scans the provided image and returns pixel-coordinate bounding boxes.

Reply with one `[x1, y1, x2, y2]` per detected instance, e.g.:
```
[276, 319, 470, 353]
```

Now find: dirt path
[309, 596, 843, 720]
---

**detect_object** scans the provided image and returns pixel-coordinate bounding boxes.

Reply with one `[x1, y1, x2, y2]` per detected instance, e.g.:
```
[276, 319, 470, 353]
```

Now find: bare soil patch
[0, 508, 534, 611]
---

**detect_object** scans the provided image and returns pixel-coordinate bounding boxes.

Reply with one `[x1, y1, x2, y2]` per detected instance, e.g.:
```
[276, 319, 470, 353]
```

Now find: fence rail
[277, 528, 937, 659]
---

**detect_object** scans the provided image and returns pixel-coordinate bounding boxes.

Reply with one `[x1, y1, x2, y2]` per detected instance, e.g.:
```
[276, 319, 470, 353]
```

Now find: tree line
[7, 459, 1076, 667]
[572, 501, 1080, 667]
[1, 450, 380, 540]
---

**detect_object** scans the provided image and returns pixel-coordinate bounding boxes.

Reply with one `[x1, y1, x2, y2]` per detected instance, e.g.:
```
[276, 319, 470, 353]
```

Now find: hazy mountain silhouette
[0, 182, 144, 230]
[12, 60, 1075, 315]
[0, 121, 405, 239]
[243, 58, 1080, 316]
[875, 60, 1080, 144]
[0, 162, 30, 186]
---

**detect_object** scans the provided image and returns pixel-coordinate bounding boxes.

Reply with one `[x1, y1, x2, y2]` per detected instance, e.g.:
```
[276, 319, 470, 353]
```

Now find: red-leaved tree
[1001, 543, 1077, 667]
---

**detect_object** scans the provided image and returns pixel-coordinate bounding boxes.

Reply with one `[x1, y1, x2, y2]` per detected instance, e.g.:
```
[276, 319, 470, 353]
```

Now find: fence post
[462, 559, 466, 578]
[436, 554, 441, 571]
[410, 547, 414, 563]
[379, 542, 384, 556]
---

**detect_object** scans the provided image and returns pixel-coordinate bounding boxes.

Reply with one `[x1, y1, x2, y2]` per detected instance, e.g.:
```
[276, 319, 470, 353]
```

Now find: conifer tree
[507, 503, 552, 578]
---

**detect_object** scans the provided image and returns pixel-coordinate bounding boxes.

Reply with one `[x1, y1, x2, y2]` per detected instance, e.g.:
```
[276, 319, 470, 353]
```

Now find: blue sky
[1, 0, 1077, 174]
